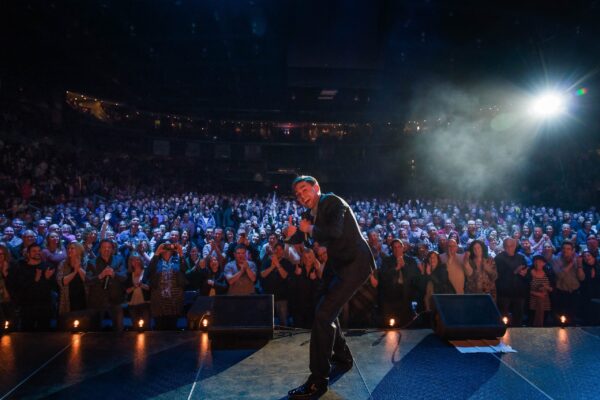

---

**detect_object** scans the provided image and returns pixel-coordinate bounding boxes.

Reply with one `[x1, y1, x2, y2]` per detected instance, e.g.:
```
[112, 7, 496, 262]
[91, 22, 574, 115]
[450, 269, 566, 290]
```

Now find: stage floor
[1, 327, 600, 400]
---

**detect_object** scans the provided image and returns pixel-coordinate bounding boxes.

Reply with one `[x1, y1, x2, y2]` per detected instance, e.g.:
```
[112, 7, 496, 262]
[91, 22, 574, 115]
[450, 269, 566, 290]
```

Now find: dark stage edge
[1, 327, 599, 400]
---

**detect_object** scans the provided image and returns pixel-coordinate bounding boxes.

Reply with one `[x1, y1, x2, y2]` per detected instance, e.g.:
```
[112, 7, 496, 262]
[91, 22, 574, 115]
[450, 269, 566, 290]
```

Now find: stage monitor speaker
[208, 294, 274, 340]
[431, 294, 506, 340]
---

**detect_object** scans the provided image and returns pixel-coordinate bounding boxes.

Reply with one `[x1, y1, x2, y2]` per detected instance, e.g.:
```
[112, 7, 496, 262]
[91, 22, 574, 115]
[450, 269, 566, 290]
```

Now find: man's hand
[175, 243, 184, 257]
[271, 255, 280, 268]
[104, 266, 115, 278]
[299, 218, 312, 234]
[285, 216, 297, 238]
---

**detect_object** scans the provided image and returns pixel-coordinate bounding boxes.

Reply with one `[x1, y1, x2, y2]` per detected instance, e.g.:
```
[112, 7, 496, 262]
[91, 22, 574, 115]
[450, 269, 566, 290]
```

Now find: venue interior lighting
[529, 91, 567, 118]
[560, 315, 567, 327]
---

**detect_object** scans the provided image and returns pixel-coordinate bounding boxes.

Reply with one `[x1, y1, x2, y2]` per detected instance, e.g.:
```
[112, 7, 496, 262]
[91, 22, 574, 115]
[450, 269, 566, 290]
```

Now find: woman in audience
[197, 255, 228, 296]
[125, 253, 151, 328]
[0, 244, 16, 324]
[580, 250, 600, 324]
[56, 241, 87, 316]
[42, 231, 67, 269]
[464, 240, 498, 301]
[529, 255, 553, 326]
[423, 250, 454, 310]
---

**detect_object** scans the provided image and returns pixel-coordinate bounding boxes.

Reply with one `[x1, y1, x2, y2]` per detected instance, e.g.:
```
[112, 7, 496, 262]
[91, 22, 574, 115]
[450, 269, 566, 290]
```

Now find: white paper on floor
[449, 339, 517, 354]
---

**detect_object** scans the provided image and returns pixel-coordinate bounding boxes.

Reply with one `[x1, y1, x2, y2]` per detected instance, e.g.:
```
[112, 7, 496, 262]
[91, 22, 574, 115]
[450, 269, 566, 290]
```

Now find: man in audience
[224, 245, 257, 295]
[368, 230, 385, 269]
[117, 217, 148, 246]
[554, 224, 576, 249]
[551, 241, 585, 324]
[11, 230, 37, 262]
[87, 239, 127, 331]
[260, 241, 292, 326]
[495, 238, 529, 326]
[10, 244, 55, 331]
[35, 219, 48, 245]
[518, 237, 534, 267]
[379, 239, 423, 326]
[440, 239, 465, 294]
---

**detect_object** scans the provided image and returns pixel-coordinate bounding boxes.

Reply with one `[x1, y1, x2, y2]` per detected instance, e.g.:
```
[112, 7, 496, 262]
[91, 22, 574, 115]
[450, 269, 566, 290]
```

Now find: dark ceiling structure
[2, 0, 600, 121]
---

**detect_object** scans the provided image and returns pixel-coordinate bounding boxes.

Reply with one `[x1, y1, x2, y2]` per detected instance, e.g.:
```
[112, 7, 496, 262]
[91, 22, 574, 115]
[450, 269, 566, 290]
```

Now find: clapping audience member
[495, 238, 528, 326]
[379, 240, 423, 326]
[290, 248, 322, 328]
[12, 230, 37, 262]
[125, 253, 151, 328]
[464, 240, 498, 301]
[148, 243, 187, 330]
[551, 241, 584, 324]
[580, 250, 600, 324]
[224, 245, 257, 295]
[41, 231, 66, 269]
[529, 255, 553, 326]
[439, 239, 465, 294]
[0, 245, 16, 324]
[260, 241, 293, 326]
[86, 239, 127, 331]
[12, 244, 56, 331]
[197, 256, 229, 296]
[422, 250, 453, 311]
[56, 242, 87, 317]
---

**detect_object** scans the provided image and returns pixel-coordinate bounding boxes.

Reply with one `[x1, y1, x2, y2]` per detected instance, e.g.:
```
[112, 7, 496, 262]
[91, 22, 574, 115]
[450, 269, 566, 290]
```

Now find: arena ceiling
[2, 0, 600, 121]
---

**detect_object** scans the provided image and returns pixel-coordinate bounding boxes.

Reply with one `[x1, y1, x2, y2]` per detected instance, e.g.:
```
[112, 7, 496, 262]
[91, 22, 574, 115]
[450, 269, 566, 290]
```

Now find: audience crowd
[1, 183, 599, 331]
[1, 134, 599, 331]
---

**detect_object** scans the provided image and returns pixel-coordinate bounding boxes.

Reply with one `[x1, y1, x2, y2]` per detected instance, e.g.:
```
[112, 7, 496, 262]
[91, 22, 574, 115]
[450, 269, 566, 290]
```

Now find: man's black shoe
[288, 380, 328, 399]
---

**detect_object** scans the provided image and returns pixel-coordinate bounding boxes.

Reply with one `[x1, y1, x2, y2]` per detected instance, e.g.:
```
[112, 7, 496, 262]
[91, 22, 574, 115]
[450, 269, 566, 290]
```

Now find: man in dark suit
[286, 176, 375, 399]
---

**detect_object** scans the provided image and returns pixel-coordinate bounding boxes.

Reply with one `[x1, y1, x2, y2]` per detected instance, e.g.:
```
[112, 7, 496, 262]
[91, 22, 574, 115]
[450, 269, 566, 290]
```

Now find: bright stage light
[529, 92, 567, 118]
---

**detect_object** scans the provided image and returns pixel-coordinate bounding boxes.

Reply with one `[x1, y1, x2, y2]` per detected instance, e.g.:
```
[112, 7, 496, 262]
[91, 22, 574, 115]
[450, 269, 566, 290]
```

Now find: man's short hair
[234, 244, 247, 253]
[391, 238, 404, 248]
[27, 243, 41, 253]
[561, 240, 574, 250]
[292, 175, 318, 190]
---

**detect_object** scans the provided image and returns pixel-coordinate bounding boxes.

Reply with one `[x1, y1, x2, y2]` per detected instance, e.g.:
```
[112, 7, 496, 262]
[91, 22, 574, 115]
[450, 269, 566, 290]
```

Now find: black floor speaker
[431, 294, 506, 339]
[208, 294, 274, 341]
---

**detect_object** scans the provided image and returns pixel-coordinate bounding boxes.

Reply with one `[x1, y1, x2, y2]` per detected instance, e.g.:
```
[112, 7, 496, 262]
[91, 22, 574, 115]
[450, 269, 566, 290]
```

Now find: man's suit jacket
[290, 193, 375, 276]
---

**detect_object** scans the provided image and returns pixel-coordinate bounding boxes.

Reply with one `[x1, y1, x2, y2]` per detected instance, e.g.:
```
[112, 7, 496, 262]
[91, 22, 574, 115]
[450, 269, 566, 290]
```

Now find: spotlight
[388, 318, 396, 328]
[502, 316, 509, 325]
[529, 91, 567, 118]
[72, 319, 80, 333]
[137, 319, 145, 332]
[201, 318, 209, 329]
[3, 320, 9, 331]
